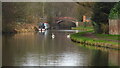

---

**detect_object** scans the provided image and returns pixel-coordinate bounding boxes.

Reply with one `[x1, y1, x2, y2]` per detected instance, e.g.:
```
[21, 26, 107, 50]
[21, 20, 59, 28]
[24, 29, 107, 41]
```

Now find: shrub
[109, 2, 120, 19]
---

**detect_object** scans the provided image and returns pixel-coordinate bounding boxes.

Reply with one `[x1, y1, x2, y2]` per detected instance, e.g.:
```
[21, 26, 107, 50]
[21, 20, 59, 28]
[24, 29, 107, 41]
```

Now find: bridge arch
[54, 17, 79, 27]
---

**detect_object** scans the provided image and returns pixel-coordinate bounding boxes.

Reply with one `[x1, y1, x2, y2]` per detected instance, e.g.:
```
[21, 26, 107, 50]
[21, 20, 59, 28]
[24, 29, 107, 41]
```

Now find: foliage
[101, 23, 109, 34]
[91, 21, 100, 33]
[2, 2, 95, 32]
[91, 2, 116, 34]
[2, 2, 43, 23]
[76, 2, 94, 20]
[109, 2, 120, 19]
[2, 2, 43, 32]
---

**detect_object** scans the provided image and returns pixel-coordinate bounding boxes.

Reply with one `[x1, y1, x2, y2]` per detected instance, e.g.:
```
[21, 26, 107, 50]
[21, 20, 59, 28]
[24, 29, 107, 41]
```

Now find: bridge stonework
[109, 19, 120, 35]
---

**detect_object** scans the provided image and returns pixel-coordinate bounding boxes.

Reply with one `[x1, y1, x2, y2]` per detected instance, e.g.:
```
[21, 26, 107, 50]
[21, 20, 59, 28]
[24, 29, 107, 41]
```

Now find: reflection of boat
[39, 28, 46, 31]
[38, 28, 46, 32]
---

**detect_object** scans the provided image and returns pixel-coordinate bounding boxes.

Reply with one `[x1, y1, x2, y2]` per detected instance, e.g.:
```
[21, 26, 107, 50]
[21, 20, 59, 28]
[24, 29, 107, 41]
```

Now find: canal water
[2, 30, 119, 66]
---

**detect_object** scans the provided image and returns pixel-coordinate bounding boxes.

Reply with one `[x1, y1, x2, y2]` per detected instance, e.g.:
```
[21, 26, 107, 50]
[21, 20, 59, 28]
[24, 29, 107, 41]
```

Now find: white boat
[38, 22, 49, 32]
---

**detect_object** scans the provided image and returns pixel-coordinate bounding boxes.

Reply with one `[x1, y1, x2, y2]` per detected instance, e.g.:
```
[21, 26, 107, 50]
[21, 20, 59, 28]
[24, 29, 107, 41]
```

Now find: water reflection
[0, 1, 2, 67]
[74, 43, 120, 66]
[2, 30, 119, 66]
[0, 34, 2, 67]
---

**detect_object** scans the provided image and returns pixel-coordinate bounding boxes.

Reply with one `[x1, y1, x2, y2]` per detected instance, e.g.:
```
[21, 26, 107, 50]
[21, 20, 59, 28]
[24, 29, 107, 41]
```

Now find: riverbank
[2, 23, 38, 33]
[70, 27, 120, 50]
[72, 26, 93, 31]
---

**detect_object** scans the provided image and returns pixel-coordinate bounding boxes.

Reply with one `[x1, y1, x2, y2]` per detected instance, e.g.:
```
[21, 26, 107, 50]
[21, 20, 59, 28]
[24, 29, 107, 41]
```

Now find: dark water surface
[2, 30, 119, 66]
[0, 33, 2, 67]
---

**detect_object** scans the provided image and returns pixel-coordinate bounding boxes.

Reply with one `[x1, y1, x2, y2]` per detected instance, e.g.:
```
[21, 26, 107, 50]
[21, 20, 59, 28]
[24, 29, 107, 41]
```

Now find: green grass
[95, 34, 120, 40]
[71, 26, 119, 49]
[72, 26, 119, 40]
[70, 31, 119, 50]
[72, 26, 93, 31]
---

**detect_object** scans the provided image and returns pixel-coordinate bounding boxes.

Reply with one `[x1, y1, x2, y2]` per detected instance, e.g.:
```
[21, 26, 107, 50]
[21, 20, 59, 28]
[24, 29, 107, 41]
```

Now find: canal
[2, 30, 119, 66]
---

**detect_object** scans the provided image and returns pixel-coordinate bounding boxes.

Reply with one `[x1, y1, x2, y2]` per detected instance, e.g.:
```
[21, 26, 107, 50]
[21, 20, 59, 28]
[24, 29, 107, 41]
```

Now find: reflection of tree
[90, 50, 108, 66]
[108, 50, 119, 66]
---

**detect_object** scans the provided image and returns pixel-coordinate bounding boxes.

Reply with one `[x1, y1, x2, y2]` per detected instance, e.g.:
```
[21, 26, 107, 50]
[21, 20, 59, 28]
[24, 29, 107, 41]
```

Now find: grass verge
[72, 26, 93, 31]
[70, 31, 120, 50]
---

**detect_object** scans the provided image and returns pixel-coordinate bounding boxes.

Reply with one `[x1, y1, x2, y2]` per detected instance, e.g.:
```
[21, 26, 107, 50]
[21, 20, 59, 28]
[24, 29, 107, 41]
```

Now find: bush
[109, 2, 120, 19]
[91, 2, 116, 34]
[101, 23, 109, 34]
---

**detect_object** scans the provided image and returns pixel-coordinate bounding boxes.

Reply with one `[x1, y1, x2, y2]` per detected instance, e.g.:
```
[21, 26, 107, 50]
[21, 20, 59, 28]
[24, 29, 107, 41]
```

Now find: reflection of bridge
[54, 17, 79, 27]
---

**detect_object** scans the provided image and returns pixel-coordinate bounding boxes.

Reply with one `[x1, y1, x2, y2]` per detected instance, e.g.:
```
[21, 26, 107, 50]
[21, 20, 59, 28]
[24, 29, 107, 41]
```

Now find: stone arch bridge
[54, 17, 79, 27]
